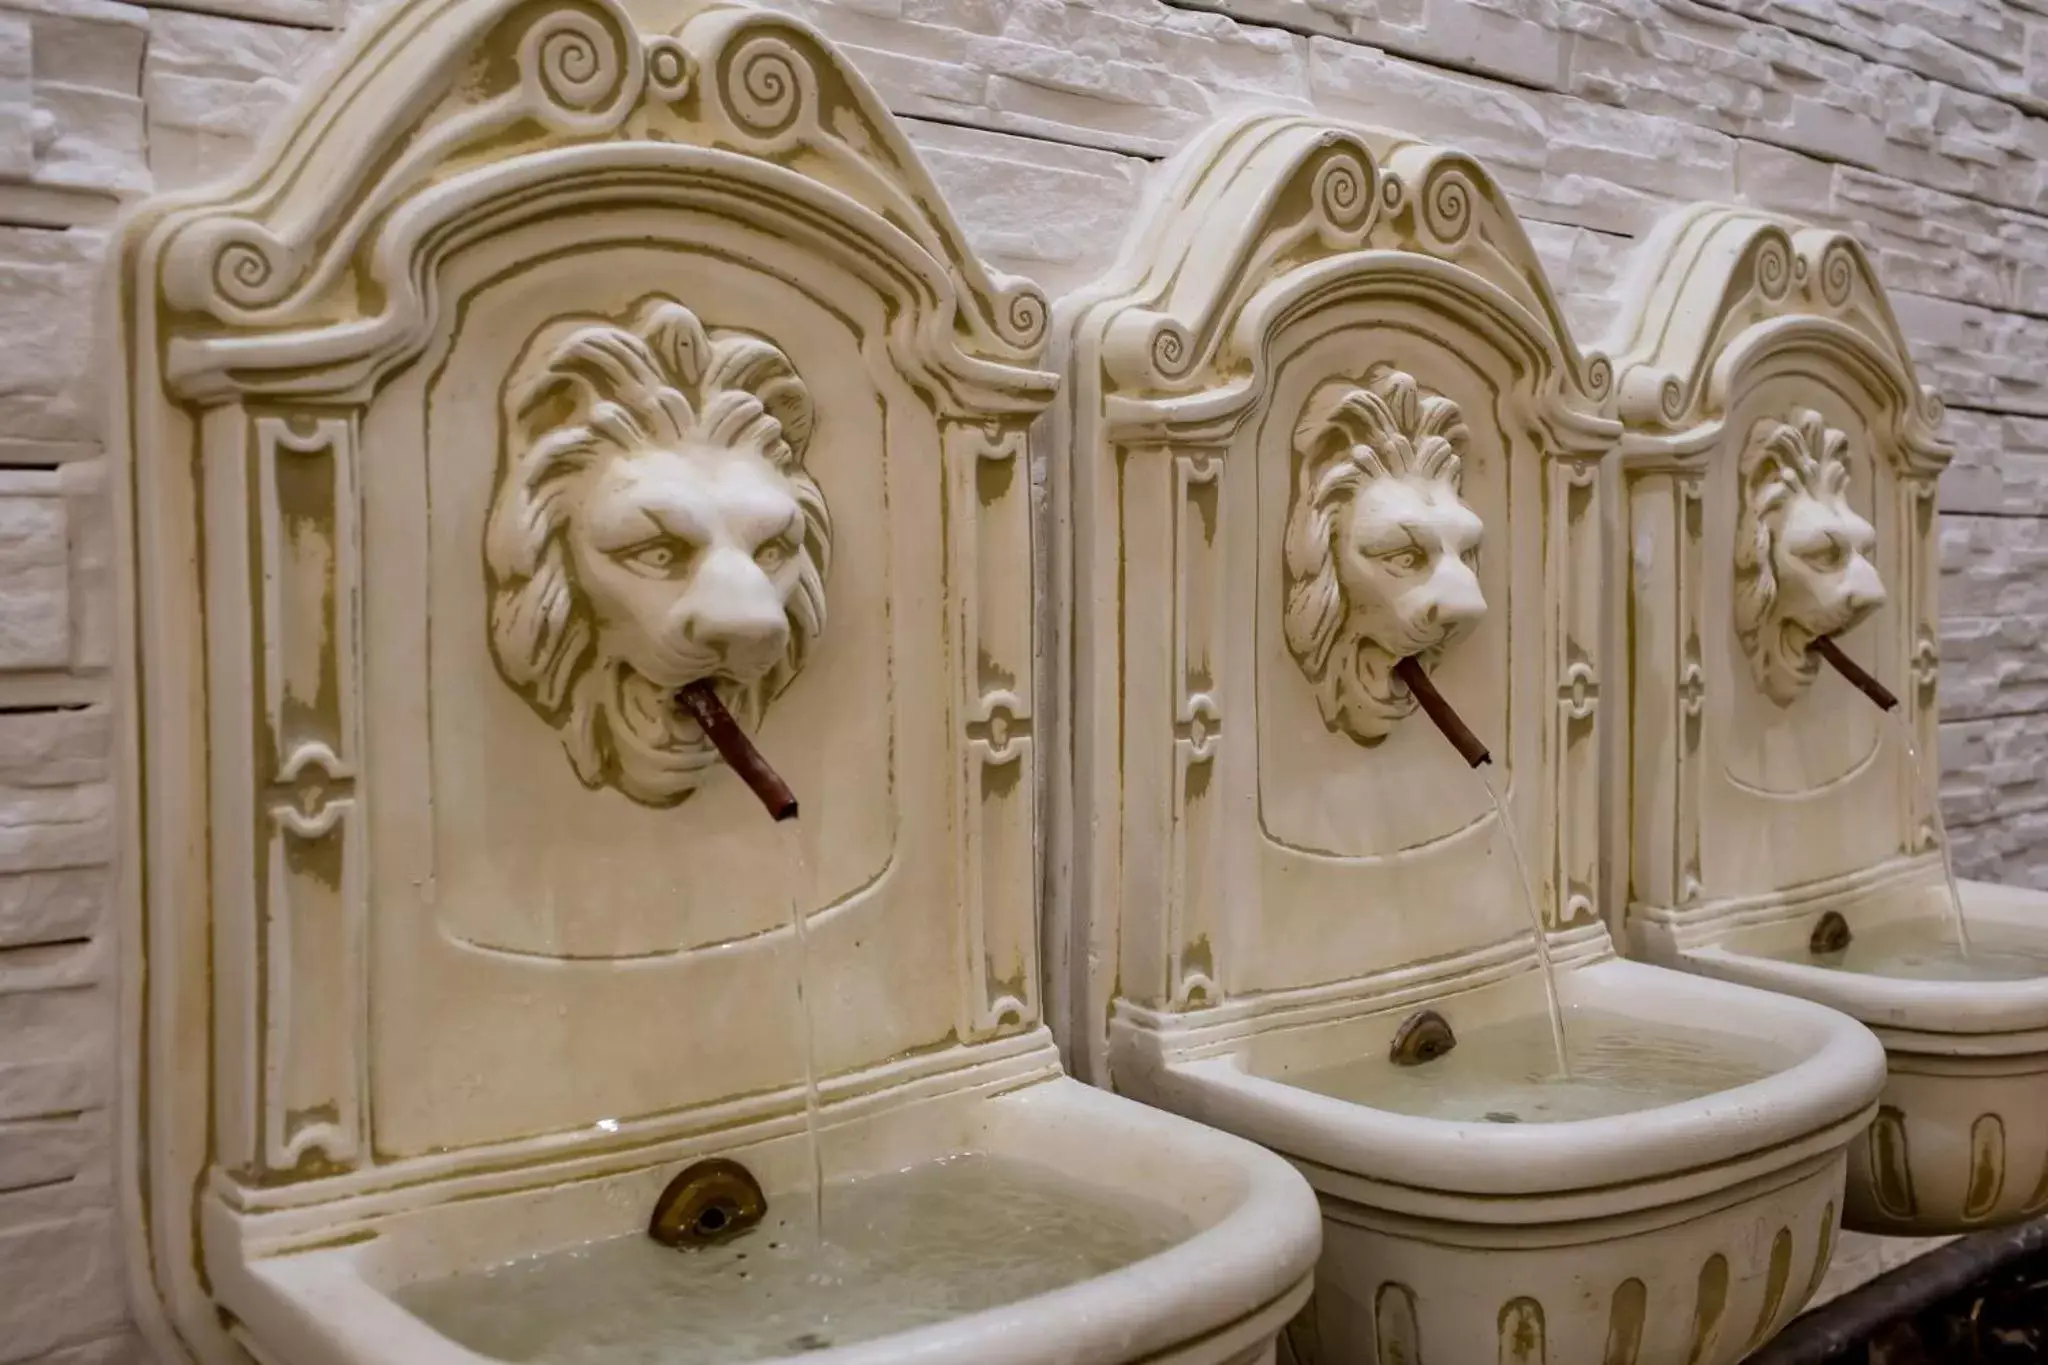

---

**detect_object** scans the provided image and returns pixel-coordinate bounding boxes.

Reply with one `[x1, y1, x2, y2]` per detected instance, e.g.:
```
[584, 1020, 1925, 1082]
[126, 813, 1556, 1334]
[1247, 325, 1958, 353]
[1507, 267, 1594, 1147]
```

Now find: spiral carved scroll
[1753, 231, 1793, 302]
[516, 3, 640, 131]
[1817, 238, 1857, 308]
[993, 280, 1050, 351]
[1661, 372, 1688, 422]
[1582, 353, 1613, 403]
[1310, 148, 1375, 235]
[1419, 161, 1477, 249]
[721, 32, 814, 142]
[1103, 309, 1198, 390]
[206, 222, 299, 312]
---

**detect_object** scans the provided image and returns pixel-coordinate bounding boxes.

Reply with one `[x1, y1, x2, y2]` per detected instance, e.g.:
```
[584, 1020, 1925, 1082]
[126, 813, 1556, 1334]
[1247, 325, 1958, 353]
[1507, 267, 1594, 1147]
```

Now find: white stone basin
[210, 1077, 1318, 1365]
[1664, 880, 2048, 1232]
[1113, 959, 1885, 1365]
[1135, 959, 1881, 1198]
[1687, 881, 2048, 1032]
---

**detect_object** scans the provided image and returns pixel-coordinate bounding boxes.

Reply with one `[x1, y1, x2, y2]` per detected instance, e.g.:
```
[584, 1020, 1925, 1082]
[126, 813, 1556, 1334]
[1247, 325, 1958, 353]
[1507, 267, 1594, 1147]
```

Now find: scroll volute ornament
[484, 294, 833, 805]
[1283, 365, 1486, 746]
[1733, 408, 1886, 707]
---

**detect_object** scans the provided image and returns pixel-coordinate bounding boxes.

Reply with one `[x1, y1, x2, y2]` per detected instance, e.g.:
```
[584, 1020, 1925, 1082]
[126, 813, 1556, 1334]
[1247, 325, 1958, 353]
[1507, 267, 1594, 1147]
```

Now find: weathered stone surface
[1689, 0, 2035, 113]
[0, 0, 146, 225]
[908, 118, 1146, 294]
[1942, 712, 2048, 843]
[1936, 407, 2048, 519]
[1201, 0, 2048, 222]
[1940, 510, 2048, 619]
[1938, 511, 2048, 721]
[0, 782, 111, 877]
[0, 705, 104, 786]
[0, 473, 68, 672]
[1172, 0, 1567, 89]
[142, 9, 336, 188]
[0, 1200, 125, 1361]
[0, 228, 108, 447]
[1950, 796, 2048, 889]
[0, 869, 102, 948]
[1522, 219, 1628, 339]
[751, 0, 1312, 155]
[0, 1109, 103, 1191]
[1894, 290, 2048, 418]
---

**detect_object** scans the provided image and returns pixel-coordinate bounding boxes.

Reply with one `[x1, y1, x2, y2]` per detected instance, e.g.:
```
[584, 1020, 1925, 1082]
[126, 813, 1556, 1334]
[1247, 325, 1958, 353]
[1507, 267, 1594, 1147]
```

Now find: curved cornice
[1603, 203, 1949, 474]
[123, 0, 1052, 400]
[1058, 111, 1613, 441]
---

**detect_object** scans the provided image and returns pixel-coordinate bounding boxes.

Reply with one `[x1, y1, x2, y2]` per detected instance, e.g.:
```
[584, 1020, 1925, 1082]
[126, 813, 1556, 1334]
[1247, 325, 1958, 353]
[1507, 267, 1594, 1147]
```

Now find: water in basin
[1276, 1009, 1792, 1123]
[1756, 917, 2048, 982]
[393, 1153, 1192, 1364]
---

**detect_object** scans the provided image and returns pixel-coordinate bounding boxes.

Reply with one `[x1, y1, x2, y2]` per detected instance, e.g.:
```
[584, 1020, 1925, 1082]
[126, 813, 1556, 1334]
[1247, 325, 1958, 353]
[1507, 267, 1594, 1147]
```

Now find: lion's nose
[1417, 561, 1487, 640]
[1842, 554, 1888, 615]
[680, 549, 790, 670]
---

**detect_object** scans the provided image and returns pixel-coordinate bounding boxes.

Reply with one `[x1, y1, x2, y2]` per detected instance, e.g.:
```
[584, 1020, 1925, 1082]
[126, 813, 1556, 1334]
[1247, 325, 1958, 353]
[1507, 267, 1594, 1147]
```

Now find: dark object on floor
[1751, 1219, 2048, 1363]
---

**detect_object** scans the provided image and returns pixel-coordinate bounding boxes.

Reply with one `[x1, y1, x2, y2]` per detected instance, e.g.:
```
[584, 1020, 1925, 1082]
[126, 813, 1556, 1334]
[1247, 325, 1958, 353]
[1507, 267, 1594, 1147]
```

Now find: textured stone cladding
[7, 0, 2048, 1358]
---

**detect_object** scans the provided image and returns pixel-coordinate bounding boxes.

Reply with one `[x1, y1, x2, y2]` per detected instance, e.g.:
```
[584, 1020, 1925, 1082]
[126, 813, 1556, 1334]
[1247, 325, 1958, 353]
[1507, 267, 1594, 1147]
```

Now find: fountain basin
[1112, 957, 1885, 1365]
[1656, 876, 2048, 1235]
[206, 1075, 1319, 1365]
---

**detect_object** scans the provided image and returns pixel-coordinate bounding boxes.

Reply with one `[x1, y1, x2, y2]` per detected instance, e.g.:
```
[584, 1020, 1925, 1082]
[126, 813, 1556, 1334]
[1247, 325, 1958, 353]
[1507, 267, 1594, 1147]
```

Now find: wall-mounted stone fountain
[1052, 112, 1889, 1365]
[1607, 204, 2048, 1236]
[110, 4, 1322, 1362]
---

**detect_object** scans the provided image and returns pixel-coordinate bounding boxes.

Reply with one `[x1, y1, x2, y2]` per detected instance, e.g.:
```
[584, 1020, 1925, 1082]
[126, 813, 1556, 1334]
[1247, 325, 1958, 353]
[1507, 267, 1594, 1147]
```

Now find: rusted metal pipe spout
[676, 682, 799, 821]
[1393, 655, 1491, 768]
[1810, 635, 1898, 712]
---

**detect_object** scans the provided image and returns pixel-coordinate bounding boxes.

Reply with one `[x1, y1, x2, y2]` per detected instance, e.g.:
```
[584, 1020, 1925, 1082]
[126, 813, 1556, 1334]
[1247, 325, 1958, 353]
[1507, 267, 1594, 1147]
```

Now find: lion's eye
[755, 541, 789, 572]
[617, 540, 690, 575]
[1376, 547, 1428, 574]
[1460, 547, 1480, 569]
[1799, 539, 1847, 572]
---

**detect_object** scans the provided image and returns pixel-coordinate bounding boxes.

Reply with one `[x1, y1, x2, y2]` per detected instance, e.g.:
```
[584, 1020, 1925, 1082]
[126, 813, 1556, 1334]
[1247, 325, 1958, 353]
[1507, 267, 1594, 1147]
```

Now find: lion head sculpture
[485, 295, 831, 806]
[1733, 408, 1886, 707]
[1283, 365, 1487, 746]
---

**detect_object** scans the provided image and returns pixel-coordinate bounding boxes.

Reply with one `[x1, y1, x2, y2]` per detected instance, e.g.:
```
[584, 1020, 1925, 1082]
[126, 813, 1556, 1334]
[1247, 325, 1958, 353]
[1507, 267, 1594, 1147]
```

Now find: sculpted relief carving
[1733, 408, 1886, 707]
[485, 295, 832, 804]
[1283, 365, 1486, 746]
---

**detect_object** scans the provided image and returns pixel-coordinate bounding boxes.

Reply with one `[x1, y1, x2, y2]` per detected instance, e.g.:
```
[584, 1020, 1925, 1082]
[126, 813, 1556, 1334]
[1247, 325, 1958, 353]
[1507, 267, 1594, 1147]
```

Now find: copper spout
[676, 682, 799, 821]
[1809, 636, 1898, 712]
[1393, 656, 1491, 768]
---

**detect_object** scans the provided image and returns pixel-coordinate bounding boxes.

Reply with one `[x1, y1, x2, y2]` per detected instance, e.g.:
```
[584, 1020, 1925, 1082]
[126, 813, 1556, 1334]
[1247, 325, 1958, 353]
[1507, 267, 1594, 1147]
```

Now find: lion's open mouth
[1387, 642, 1450, 703]
[616, 670, 755, 758]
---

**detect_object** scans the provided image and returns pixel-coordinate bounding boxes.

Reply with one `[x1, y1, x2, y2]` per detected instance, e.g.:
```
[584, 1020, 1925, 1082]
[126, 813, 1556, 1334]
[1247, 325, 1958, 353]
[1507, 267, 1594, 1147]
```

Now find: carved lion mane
[1283, 364, 1485, 746]
[485, 295, 830, 805]
[1733, 408, 1885, 707]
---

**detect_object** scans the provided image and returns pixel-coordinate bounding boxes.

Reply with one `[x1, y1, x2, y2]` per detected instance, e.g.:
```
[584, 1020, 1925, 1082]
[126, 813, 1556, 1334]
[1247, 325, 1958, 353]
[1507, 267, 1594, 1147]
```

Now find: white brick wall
[3, 0, 2042, 1356]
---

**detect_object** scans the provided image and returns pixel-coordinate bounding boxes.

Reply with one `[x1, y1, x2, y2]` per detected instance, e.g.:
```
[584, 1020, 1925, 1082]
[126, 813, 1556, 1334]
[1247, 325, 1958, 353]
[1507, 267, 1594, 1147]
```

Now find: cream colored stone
[1607, 203, 2048, 1237]
[112, 4, 1320, 1364]
[1056, 111, 1885, 1365]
